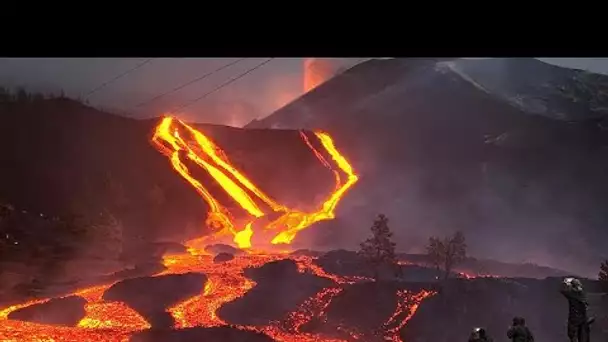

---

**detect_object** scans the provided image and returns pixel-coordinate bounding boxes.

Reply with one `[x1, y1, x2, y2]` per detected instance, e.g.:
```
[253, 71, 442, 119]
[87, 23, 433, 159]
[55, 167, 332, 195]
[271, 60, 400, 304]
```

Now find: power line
[85, 58, 152, 98]
[134, 58, 245, 108]
[172, 58, 274, 113]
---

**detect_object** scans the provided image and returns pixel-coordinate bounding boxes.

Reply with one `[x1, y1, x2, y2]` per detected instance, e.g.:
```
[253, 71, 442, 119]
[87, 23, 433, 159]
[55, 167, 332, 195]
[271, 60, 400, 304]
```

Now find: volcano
[247, 57, 608, 276]
[1, 58, 608, 341]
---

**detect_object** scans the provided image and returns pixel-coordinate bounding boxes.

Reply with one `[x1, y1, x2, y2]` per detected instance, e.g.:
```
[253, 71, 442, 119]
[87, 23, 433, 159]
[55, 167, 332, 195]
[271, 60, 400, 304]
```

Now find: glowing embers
[151, 116, 358, 249]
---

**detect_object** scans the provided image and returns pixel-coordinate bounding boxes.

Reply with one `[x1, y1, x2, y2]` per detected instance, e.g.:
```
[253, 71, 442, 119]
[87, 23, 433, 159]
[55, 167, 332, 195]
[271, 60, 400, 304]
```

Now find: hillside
[247, 58, 608, 276]
[0, 97, 333, 294]
[446, 58, 608, 121]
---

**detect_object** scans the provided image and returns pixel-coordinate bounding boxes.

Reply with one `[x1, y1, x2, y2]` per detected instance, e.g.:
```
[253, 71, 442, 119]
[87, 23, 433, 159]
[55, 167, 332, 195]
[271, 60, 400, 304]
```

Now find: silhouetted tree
[600, 260, 608, 291]
[358, 214, 398, 280]
[426, 231, 467, 280]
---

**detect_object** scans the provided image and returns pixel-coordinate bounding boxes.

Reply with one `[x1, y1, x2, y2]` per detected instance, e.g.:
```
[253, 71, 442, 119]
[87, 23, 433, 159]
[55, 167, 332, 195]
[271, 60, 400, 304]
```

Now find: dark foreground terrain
[4, 249, 607, 341]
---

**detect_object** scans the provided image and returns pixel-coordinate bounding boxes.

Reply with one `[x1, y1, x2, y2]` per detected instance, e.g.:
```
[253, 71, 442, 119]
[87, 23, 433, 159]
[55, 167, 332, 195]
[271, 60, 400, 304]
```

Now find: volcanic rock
[130, 326, 275, 342]
[317, 250, 443, 281]
[7, 295, 86, 326]
[204, 243, 244, 256]
[218, 259, 333, 326]
[399, 264, 443, 282]
[400, 277, 608, 342]
[213, 252, 234, 263]
[303, 281, 432, 339]
[316, 249, 369, 278]
[396, 253, 571, 279]
[103, 272, 207, 328]
[108, 262, 167, 281]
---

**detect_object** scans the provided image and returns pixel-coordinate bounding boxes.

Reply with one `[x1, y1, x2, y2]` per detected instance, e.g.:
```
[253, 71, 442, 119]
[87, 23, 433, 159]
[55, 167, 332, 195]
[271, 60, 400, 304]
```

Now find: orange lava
[162, 251, 367, 342]
[0, 116, 436, 341]
[0, 248, 435, 342]
[151, 115, 358, 248]
[381, 290, 436, 342]
[0, 284, 149, 342]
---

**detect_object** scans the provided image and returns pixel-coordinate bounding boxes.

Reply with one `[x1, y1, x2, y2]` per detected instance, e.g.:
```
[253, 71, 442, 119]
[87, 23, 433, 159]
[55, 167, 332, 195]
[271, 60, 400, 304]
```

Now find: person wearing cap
[507, 316, 534, 342]
[561, 277, 594, 342]
[468, 327, 493, 342]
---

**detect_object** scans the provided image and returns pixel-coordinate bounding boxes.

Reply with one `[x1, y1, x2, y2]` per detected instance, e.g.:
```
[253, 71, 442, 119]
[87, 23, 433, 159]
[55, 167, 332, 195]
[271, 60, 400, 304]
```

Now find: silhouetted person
[507, 316, 534, 342]
[561, 277, 592, 342]
[469, 327, 493, 342]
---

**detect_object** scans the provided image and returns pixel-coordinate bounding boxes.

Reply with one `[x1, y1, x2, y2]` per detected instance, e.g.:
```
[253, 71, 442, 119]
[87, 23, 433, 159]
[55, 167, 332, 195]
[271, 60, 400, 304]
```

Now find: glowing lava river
[0, 116, 436, 341]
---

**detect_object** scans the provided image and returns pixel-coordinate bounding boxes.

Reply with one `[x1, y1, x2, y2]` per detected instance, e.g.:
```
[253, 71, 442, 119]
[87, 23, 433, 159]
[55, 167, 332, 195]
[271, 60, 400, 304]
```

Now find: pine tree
[426, 231, 467, 280]
[358, 214, 397, 281]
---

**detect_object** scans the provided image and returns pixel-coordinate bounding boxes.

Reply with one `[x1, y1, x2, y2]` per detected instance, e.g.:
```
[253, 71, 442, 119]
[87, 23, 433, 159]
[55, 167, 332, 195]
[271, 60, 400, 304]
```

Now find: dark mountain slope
[0, 98, 332, 239]
[247, 58, 608, 276]
[447, 58, 608, 121]
[0, 98, 332, 290]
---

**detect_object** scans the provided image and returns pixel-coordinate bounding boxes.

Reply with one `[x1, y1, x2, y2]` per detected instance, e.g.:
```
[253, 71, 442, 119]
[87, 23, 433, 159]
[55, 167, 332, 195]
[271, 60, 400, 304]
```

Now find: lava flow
[0, 117, 436, 341]
[0, 283, 149, 341]
[0, 250, 435, 342]
[151, 115, 359, 249]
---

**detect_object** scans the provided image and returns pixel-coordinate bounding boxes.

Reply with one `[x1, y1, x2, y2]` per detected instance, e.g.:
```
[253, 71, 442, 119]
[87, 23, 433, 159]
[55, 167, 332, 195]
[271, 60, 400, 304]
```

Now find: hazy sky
[0, 57, 606, 127]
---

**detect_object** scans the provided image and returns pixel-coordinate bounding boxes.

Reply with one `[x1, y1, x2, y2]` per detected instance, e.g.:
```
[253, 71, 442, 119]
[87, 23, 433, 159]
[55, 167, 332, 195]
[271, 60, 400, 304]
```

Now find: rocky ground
[218, 259, 333, 326]
[103, 272, 207, 328]
[5, 248, 606, 341]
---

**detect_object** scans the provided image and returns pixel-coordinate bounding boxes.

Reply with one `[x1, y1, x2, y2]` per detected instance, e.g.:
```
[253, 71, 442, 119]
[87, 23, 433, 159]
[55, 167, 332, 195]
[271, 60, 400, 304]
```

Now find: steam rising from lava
[151, 115, 359, 250]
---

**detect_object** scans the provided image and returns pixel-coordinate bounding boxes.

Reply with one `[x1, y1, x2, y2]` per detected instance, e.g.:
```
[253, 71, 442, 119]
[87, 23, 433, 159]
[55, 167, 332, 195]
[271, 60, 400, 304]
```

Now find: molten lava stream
[0, 284, 150, 342]
[164, 252, 288, 328]
[0, 116, 440, 341]
[151, 115, 359, 249]
[381, 290, 436, 342]
[76, 285, 150, 331]
[162, 251, 357, 342]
